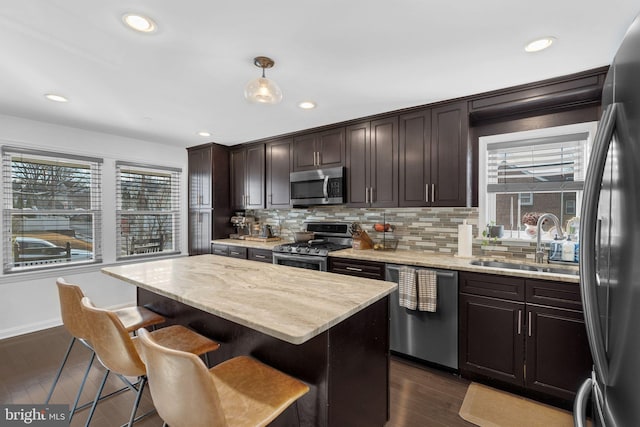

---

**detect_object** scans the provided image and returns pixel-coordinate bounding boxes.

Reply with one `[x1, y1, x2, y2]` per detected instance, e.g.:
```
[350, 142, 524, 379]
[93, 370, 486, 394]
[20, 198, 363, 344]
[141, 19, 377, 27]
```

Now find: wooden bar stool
[137, 327, 310, 427]
[46, 278, 166, 420]
[80, 297, 220, 427]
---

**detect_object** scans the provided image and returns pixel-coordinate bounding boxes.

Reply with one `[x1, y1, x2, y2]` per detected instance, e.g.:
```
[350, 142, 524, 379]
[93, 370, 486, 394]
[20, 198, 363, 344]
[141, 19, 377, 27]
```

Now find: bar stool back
[137, 327, 310, 427]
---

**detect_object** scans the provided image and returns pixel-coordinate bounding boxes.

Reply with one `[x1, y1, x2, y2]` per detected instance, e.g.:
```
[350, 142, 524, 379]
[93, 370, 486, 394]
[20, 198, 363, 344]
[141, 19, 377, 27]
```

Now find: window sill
[0, 252, 187, 285]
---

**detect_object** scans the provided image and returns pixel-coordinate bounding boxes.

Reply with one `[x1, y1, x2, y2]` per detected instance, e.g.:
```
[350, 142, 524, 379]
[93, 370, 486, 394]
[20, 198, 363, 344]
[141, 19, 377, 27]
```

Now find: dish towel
[398, 266, 417, 310]
[417, 269, 437, 312]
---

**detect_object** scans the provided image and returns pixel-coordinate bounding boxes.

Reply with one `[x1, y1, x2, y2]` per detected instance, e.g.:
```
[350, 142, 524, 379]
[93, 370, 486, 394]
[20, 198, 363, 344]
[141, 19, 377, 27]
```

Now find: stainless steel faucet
[535, 213, 564, 263]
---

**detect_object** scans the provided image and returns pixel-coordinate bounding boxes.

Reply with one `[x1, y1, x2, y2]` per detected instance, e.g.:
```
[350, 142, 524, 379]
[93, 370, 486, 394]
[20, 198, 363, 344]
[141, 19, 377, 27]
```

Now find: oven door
[272, 252, 327, 271]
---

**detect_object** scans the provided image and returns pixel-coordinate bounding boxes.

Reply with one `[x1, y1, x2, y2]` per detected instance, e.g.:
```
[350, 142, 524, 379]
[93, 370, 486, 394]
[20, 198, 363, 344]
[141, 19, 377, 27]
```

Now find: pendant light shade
[244, 56, 283, 104]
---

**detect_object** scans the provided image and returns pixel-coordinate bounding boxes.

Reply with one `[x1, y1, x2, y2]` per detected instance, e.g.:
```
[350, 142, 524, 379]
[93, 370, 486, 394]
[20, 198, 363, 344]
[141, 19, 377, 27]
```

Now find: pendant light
[244, 56, 283, 104]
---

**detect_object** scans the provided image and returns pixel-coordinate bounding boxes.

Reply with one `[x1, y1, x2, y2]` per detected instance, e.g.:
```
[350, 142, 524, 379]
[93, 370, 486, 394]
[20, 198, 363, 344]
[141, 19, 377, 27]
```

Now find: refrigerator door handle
[580, 102, 618, 385]
[573, 377, 592, 427]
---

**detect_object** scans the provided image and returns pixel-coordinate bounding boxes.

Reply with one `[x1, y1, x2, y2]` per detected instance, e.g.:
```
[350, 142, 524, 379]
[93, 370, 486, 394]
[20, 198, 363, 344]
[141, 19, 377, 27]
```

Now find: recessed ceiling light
[122, 13, 157, 33]
[197, 131, 211, 137]
[524, 37, 556, 53]
[298, 101, 317, 110]
[44, 93, 68, 103]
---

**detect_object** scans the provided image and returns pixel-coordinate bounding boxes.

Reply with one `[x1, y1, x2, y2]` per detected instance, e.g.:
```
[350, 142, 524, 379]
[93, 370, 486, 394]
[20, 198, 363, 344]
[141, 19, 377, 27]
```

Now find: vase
[525, 224, 537, 238]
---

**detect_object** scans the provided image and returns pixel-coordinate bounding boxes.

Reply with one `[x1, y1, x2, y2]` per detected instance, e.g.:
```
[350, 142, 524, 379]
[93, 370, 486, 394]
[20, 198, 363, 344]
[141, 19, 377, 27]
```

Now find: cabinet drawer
[526, 279, 583, 311]
[459, 272, 525, 302]
[329, 258, 385, 280]
[248, 248, 272, 263]
[211, 244, 229, 256]
[228, 246, 247, 259]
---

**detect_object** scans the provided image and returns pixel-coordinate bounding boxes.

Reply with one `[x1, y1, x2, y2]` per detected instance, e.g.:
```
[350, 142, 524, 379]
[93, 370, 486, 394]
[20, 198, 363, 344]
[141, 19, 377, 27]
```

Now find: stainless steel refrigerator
[574, 13, 640, 427]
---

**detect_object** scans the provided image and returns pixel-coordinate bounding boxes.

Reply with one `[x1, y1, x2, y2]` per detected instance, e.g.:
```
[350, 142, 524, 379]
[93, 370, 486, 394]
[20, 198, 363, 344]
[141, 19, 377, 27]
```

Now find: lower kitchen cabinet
[328, 258, 385, 280]
[459, 271, 591, 403]
[247, 248, 273, 263]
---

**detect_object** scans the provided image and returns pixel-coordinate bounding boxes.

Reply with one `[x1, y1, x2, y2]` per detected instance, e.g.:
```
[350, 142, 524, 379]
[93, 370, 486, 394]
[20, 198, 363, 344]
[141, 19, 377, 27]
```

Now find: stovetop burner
[273, 222, 353, 256]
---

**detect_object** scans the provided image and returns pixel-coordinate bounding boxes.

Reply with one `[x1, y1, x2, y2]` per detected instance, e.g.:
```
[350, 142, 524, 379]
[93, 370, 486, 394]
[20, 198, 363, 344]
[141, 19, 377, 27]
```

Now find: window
[116, 162, 181, 259]
[2, 147, 102, 272]
[478, 122, 597, 239]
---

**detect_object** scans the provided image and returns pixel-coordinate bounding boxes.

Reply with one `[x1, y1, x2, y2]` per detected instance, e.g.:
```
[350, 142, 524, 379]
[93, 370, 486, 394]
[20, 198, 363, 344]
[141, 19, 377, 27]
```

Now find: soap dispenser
[562, 236, 576, 262]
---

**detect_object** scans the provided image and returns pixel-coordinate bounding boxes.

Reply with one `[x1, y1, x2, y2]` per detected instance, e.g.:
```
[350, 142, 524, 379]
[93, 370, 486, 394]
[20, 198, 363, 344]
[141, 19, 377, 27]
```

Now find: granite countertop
[330, 249, 580, 283]
[102, 254, 396, 345]
[212, 238, 286, 250]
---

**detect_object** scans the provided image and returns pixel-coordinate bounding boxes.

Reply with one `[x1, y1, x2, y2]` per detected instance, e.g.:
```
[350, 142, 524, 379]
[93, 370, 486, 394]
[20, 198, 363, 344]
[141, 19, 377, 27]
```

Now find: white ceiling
[1, 1, 639, 148]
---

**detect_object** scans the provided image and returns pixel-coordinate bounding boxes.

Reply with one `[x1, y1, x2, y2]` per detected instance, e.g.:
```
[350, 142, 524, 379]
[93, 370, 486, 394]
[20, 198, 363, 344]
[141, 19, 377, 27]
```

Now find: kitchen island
[102, 254, 396, 427]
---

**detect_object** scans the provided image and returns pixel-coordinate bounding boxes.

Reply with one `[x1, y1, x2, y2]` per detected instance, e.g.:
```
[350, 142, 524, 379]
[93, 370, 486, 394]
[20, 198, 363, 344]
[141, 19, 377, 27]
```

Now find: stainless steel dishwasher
[385, 264, 458, 369]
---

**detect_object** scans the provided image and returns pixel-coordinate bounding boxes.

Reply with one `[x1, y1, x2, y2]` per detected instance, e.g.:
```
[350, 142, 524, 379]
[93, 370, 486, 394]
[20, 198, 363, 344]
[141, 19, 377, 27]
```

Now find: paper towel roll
[457, 220, 473, 258]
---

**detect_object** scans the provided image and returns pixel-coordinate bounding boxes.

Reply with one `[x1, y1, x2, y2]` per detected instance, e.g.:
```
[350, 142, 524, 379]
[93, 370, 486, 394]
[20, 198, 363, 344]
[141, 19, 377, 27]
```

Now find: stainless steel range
[272, 222, 352, 271]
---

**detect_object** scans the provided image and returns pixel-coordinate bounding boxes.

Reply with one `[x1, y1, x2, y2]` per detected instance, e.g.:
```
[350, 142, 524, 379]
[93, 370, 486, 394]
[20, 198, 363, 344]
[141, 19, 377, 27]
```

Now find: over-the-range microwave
[290, 166, 345, 206]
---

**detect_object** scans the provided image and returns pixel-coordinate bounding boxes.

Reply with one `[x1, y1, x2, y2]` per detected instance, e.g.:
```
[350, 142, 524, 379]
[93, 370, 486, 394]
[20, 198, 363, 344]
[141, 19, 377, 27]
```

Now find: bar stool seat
[137, 327, 309, 427]
[45, 278, 166, 420]
[80, 297, 221, 427]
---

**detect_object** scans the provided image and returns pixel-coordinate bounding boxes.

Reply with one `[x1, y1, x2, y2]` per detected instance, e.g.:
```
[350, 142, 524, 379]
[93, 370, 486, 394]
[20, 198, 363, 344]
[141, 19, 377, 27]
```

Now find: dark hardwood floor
[0, 327, 475, 427]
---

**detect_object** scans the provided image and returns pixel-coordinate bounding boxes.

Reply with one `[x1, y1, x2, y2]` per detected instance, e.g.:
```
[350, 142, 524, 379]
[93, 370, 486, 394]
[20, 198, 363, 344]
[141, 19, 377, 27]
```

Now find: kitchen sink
[469, 260, 579, 276]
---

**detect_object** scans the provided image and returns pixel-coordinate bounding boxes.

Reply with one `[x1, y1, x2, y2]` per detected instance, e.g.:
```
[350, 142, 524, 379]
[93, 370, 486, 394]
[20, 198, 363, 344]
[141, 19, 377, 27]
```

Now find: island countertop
[102, 254, 396, 345]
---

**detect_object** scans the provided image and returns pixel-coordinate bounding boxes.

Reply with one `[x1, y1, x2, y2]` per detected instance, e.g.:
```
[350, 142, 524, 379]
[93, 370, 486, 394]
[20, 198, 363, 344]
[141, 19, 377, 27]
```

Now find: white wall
[0, 114, 189, 339]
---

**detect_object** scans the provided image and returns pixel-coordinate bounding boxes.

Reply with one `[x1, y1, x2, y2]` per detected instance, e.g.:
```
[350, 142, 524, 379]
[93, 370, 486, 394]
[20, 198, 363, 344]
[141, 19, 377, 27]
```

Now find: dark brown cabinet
[346, 117, 398, 208]
[459, 272, 591, 402]
[293, 127, 345, 171]
[328, 258, 385, 281]
[266, 138, 293, 208]
[187, 144, 232, 255]
[247, 248, 273, 263]
[399, 101, 468, 207]
[211, 244, 272, 264]
[231, 143, 265, 209]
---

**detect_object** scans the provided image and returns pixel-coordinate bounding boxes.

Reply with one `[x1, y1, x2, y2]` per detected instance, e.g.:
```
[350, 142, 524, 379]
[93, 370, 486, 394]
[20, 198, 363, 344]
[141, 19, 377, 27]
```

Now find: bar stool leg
[68, 351, 96, 421]
[126, 377, 147, 427]
[45, 336, 76, 404]
[85, 369, 109, 427]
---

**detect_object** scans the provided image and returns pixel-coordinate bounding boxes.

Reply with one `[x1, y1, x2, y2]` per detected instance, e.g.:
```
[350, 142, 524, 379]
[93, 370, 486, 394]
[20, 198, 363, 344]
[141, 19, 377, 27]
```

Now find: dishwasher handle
[385, 264, 456, 279]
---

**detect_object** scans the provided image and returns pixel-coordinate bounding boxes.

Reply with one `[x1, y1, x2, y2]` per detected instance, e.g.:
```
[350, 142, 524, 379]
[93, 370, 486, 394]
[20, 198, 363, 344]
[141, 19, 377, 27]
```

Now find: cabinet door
[328, 258, 385, 280]
[317, 128, 345, 168]
[346, 122, 370, 207]
[370, 117, 398, 207]
[230, 148, 246, 210]
[245, 144, 265, 209]
[292, 133, 317, 171]
[430, 102, 468, 207]
[266, 138, 292, 208]
[525, 305, 592, 400]
[188, 209, 212, 255]
[459, 293, 525, 386]
[188, 147, 212, 208]
[399, 110, 431, 207]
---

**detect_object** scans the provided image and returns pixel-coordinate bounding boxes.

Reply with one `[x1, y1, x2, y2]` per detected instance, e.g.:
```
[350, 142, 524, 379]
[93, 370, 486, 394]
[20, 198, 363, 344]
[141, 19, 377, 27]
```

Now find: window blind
[2, 146, 102, 272]
[486, 132, 588, 193]
[115, 161, 181, 259]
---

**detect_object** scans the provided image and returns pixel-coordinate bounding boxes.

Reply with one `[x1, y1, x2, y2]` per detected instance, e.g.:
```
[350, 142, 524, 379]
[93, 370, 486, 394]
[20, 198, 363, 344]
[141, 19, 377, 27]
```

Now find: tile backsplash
[248, 206, 543, 261]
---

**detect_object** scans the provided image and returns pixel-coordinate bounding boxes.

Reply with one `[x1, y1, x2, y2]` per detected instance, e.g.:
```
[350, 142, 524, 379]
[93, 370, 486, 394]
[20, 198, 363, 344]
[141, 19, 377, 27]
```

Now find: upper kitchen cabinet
[187, 144, 232, 255]
[231, 143, 266, 210]
[399, 101, 469, 207]
[266, 137, 293, 208]
[346, 117, 398, 208]
[293, 127, 345, 171]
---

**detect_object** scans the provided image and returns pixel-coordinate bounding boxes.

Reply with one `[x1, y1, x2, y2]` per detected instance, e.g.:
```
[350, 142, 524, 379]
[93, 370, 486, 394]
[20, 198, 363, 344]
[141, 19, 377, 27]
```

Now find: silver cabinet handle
[365, 187, 369, 204]
[313, 152, 317, 166]
[230, 251, 240, 255]
[346, 266, 363, 272]
[255, 254, 266, 259]
[425, 184, 429, 203]
[431, 183, 435, 203]
[517, 310, 522, 335]
[316, 151, 321, 166]
[528, 311, 532, 337]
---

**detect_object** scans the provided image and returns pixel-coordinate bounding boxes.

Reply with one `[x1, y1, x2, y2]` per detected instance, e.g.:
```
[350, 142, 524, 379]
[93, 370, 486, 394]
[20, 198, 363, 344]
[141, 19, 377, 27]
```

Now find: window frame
[2, 146, 103, 273]
[478, 121, 597, 240]
[115, 161, 182, 261]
